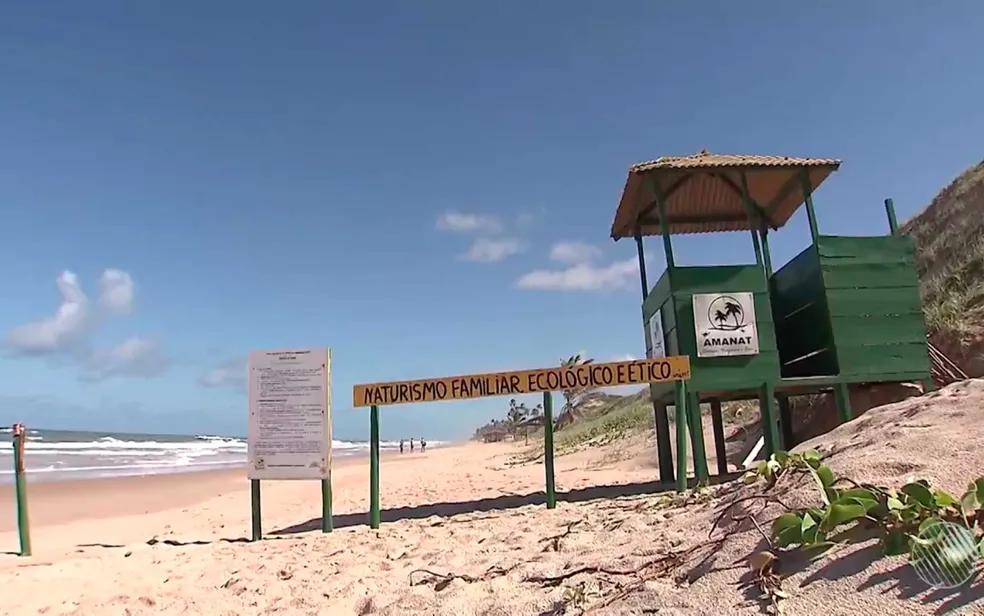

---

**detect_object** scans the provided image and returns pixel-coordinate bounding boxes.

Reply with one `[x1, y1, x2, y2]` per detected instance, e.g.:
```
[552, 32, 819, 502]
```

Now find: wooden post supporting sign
[369, 404, 380, 529]
[11, 423, 31, 557]
[543, 391, 556, 509]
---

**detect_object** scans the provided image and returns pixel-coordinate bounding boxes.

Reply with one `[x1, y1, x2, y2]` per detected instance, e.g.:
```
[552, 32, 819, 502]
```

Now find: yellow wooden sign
[352, 356, 690, 407]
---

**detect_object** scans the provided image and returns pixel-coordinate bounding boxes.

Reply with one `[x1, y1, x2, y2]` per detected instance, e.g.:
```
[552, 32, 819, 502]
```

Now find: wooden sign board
[352, 356, 690, 407]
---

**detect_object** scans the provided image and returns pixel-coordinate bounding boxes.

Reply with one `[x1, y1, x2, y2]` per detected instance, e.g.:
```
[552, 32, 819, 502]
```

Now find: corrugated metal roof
[629, 152, 842, 173]
[610, 151, 841, 239]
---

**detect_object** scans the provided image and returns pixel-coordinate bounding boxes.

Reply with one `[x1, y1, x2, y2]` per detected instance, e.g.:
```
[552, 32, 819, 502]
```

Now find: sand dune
[2, 381, 983, 615]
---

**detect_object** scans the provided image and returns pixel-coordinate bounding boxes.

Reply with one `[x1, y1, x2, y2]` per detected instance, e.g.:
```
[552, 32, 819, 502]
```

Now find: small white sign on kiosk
[647, 309, 666, 359]
[247, 348, 331, 480]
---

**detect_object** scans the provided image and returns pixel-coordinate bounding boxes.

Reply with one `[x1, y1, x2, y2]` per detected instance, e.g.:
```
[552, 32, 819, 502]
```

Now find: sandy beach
[2, 382, 984, 615]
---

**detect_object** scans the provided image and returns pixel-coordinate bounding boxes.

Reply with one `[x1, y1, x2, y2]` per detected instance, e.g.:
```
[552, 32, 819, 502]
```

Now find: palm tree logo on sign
[708, 296, 746, 331]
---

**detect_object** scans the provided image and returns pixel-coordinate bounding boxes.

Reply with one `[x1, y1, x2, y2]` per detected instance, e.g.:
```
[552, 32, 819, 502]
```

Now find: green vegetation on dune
[903, 158, 984, 366]
[551, 389, 652, 452]
[474, 373, 759, 458]
[469, 354, 664, 453]
[550, 391, 757, 453]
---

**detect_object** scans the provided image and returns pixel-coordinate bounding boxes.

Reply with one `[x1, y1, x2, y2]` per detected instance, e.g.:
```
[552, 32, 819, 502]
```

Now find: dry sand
[2, 381, 983, 615]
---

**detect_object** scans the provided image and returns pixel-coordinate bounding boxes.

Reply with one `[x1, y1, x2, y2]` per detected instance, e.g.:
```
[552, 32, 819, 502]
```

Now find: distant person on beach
[399, 439, 404, 454]
[409, 438, 414, 453]
[420, 438, 427, 453]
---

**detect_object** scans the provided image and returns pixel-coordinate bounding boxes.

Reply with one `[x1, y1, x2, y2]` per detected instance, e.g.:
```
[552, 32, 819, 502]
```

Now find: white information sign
[248, 348, 331, 480]
[647, 310, 665, 359]
[693, 292, 759, 358]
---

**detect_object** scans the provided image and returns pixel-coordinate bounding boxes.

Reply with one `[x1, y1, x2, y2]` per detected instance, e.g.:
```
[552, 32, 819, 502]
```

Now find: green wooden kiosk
[610, 151, 933, 491]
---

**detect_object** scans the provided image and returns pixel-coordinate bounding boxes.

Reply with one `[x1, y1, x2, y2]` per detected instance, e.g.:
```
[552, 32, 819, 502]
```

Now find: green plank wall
[642, 235, 931, 401]
[816, 235, 931, 382]
[643, 265, 779, 399]
[770, 246, 839, 377]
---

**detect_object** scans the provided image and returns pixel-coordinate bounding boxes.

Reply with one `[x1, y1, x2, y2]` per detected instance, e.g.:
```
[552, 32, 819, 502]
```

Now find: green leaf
[801, 512, 819, 543]
[887, 496, 906, 511]
[845, 496, 879, 513]
[801, 512, 817, 533]
[933, 490, 959, 508]
[816, 464, 835, 488]
[776, 525, 803, 548]
[772, 513, 802, 536]
[801, 450, 822, 470]
[867, 500, 889, 519]
[901, 482, 934, 508]
[974, 478, 984, 505]
[808, 466, 832, 506]
[741, 471, 759, 485]
[756, 461, 769, 476]
[960, 490, 980, 518]
[839, 489, 878, 512]
[978, 538, 984, 559]
[773, 451, 790, 466]
[883, 530, 909, 556]
[918, 517, 943, 535]
[822, 501, 867, 531]
[841, 487, 877, 502]
[803, 526, 820, 544]
[807, 507, 825, 519]
[900, 507, 920, 522]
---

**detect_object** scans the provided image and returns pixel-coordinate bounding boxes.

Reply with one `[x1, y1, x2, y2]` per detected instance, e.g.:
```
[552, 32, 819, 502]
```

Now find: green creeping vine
[742, 450, 984, 564]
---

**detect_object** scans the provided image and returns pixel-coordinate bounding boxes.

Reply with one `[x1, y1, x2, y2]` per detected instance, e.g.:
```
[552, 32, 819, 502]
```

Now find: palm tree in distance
[558, 353, 596, 428]
[506, 399, 526, 437]
[524, 403, 543, 444]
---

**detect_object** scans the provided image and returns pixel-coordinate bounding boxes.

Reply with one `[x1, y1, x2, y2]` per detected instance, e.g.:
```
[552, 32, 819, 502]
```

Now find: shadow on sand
[64, 475, 738, 550]
[272, 474, 742, 536]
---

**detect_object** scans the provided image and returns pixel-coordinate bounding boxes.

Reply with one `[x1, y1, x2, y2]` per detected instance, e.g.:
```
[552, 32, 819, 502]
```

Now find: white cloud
[5, 270, 89, 354]
[549, 241, 602, 265]
[461, 237, 525, 263]
[198, 356, 247, 390]
[4, 269, 167, 381]
[98, 269, 134, 316]
[436, 211, 502, 234]
[81, 336, 169, 382]
[515, 257, 639, 292]
[607, 354, 638, 362]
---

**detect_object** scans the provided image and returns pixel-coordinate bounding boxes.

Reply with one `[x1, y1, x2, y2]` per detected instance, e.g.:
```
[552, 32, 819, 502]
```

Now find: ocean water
[0, 428, 438, 484]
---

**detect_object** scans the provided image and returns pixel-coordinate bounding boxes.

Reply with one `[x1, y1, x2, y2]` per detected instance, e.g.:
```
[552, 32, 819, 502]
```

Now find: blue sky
[1, 2, 982, 441]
